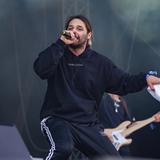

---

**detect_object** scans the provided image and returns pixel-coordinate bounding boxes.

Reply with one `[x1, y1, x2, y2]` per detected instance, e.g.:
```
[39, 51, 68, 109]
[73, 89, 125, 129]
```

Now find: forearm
[105, 66, 147, 95]
[33, 39, 65, 79]
[118, 72, 147, 95]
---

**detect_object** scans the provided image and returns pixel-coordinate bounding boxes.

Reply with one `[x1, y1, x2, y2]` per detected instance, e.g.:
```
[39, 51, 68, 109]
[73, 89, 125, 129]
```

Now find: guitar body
[104, 121, 132, 150]
[103, 112, 160, 150]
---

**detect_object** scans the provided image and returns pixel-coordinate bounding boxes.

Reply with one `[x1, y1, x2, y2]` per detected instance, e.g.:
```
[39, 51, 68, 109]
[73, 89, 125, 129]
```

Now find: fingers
[62, 31, 72, 39]
[146, 76, 160, 90]
[60, 30, 78, 45]
[149, 83, 155, 90]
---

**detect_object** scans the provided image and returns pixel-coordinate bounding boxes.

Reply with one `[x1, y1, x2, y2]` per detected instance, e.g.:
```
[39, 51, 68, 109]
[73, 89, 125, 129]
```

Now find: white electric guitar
[103, 112, 160, 151]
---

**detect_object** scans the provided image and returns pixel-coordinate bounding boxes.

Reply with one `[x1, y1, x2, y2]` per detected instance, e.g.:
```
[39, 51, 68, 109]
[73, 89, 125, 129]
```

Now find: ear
[87, 32, 92, 40]
[87, 32, 92, 46]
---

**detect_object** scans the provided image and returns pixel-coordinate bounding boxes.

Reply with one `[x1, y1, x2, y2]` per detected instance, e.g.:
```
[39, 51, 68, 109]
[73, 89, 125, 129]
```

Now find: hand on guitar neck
[153, 112, 160, 122]
[103, 112, 160, 151]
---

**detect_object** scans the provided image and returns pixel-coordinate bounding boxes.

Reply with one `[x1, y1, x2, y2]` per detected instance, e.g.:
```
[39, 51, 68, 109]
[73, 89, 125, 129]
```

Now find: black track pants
[41, 116, 120, 160]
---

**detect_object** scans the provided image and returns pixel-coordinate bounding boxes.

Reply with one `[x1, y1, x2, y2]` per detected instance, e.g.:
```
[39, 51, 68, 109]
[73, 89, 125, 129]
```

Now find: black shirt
[99, 94, 132, 128]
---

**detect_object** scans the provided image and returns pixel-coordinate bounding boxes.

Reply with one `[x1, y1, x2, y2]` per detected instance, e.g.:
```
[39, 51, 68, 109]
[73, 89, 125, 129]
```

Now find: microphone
[62, 31, 72, 39]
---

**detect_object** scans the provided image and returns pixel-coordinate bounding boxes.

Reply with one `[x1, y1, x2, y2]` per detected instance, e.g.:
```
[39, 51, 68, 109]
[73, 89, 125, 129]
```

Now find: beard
[69, 40, 87, 49]
[69, 43, 83, 49]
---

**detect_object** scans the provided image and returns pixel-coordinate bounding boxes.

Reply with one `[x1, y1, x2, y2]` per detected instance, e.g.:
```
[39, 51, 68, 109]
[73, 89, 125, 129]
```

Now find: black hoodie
[34, 39, 147, 124]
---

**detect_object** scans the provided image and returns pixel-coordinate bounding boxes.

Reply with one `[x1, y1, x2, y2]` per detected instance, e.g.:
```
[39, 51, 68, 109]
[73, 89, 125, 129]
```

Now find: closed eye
[77, 26, 83, 31]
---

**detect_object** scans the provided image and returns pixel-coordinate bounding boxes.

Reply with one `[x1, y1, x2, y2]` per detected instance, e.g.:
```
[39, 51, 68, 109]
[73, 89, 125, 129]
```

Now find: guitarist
[99, 93, 134, 157]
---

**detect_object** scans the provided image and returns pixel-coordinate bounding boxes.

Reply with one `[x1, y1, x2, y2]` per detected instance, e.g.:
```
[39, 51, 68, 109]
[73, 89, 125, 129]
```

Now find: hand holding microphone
[60, 30, 78, 45]
[62, 31, 72, 39]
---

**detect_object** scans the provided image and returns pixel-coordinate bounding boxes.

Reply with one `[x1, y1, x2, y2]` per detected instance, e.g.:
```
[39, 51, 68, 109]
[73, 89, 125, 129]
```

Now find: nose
[73, 31, 78, 39]
[72, 29, 77, 35]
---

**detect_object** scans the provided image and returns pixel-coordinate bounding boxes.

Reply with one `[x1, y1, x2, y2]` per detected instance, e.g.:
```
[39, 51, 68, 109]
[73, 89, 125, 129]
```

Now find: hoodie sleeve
[33, 39, 66, 79]
[103, 58, 147, 95]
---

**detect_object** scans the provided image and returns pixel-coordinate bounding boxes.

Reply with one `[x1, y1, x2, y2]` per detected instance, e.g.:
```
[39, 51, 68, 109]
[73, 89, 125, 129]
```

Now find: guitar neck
[122, 116, 155, 137]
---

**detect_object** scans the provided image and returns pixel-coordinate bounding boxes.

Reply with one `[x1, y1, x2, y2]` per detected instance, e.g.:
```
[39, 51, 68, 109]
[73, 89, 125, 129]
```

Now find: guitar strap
[120, 97, 135, 122]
